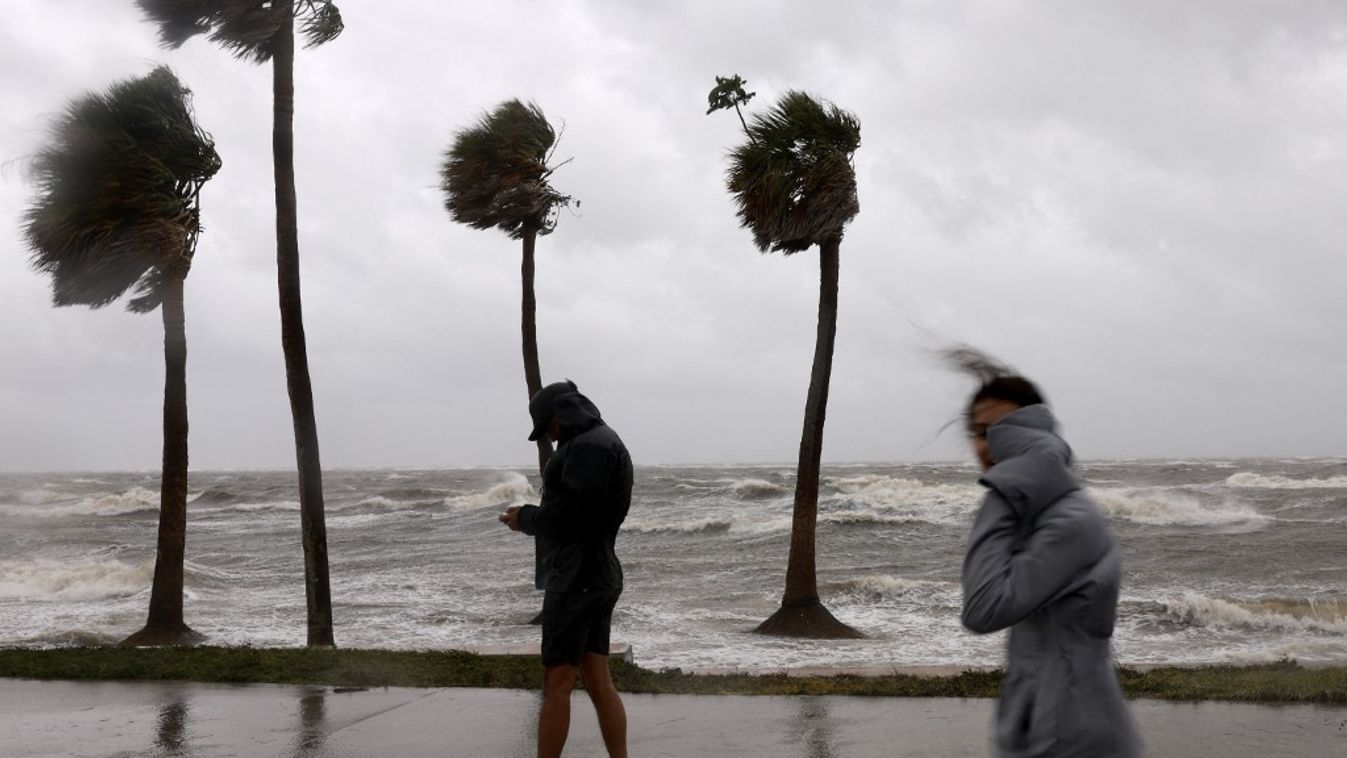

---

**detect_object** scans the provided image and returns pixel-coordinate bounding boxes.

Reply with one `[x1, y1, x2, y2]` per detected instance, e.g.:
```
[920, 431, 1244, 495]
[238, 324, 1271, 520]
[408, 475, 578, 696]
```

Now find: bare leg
[538, 664, 576, 758]
[579, 653, 627, 758]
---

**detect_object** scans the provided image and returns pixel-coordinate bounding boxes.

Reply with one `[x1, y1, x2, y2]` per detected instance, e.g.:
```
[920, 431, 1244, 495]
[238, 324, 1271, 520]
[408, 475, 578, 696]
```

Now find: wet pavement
[3, 678, 1345, 757]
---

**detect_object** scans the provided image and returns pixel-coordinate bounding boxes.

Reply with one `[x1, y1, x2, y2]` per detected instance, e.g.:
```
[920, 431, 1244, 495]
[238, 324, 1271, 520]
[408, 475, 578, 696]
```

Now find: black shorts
[540, 587, 621, 667]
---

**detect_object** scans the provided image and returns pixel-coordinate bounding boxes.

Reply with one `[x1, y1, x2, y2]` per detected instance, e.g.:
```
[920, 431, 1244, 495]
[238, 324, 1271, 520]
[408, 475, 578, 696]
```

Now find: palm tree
[440, 99, 574, 477]
[712, 80, 865, 638]
[136, 0, 343, 646]
[23, 65, 222, 646]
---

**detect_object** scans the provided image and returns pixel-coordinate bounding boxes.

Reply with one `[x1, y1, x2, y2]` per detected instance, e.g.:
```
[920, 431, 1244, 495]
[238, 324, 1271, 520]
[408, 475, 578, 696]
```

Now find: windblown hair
[941, 346, 1046, 428]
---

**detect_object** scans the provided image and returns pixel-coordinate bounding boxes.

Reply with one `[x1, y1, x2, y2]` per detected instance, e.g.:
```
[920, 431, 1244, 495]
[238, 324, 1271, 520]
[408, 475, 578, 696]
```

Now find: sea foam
[0, 487, 160, 519]
[1225, 472, 1347, 490]
[826, 475, 982, 526]
[829, 575, 955, 603]
[444, 472, 536, 510]
[724, 478, 789, 500]
[0, 558, 152, 601]
[1163, 592, 1347, 634]
[1092, 488, 1266, 527]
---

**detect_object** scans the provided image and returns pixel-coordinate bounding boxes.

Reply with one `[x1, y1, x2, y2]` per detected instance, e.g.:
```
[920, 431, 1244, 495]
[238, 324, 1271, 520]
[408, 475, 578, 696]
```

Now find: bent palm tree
[440, 99, 574, 476]
[23, 65, 221, 646]
[137, 0, 343, 646]
[713, 83, 865, 638]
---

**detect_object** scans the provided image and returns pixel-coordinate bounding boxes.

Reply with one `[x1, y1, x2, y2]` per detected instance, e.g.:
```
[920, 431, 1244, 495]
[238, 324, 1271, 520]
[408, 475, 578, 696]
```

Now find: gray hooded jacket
[517, 388, 632, 592]
[963, 405, 1140, 758]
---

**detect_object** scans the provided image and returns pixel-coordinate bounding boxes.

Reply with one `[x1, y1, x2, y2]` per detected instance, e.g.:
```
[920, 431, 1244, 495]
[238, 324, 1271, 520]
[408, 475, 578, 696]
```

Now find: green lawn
[1, 647, 1343, 703]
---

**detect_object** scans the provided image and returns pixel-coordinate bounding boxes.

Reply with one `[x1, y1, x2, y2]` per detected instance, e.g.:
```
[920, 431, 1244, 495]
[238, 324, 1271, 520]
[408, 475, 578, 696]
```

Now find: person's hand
[498, 505, 523, 532]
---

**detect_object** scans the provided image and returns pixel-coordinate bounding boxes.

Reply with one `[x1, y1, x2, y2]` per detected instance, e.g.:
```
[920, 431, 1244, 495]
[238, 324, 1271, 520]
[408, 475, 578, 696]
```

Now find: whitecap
[724, 478, 788, 500]
[1092, 488, 1266, 527]
[624, 517, 734, 535]
[445, 472, 536, 510]
[825, 475, 981, 526]
[0, 487, 160, 519]
[1162, 592, 1347, 634]
[828, 575, 955, 603]
[0, 558, 152, 601]
[1225, 472, 1347, 490]
[233, 500, 301, 513]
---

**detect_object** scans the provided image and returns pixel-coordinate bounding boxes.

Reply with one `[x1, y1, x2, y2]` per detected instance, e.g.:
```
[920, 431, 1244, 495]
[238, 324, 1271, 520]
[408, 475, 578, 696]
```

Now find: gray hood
[979, 404, 1080, 521]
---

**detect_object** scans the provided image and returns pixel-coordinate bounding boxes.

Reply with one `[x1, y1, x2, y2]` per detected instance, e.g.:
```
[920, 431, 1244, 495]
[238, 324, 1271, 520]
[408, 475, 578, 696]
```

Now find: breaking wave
[378, 487, 447, 501]
[1092, 488, 1266, 527]
[355, 495, 414, 510]
[829, 575, 955, 603]
[1163, 593, 1347, 634]
[724, 478, 789, 500]
[233, 500, 300, 513]
[0, 487, 160, 519]
[824, 475, 981, 526]
[625, 517, 734, 535]
[821, 511, 943, 527]
[0, 558, 152, 601]
[1225, 472, 1347, 490]
[191, 488, 240, 505]
[445, 473, 536, 510]
[82, 487, 160, 516]
[13, 488, 63, 505]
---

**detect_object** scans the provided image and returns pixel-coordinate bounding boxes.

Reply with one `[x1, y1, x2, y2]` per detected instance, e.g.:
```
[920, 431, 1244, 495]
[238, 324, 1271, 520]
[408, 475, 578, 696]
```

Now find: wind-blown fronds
[136, 0, 343, 63]
[727, 91, 861, 254]
[440, 99, 574, 240]
[23, 65, 221, 313]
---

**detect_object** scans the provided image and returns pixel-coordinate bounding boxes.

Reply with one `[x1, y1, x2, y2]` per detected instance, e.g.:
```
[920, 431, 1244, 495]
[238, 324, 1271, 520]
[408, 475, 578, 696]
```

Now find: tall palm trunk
[273, 5, 335, 648]
[521, 227, 553, 476]
[522, 228, 553, 627]
[755, 237, 863, 638]
[124, 272, 200, 646]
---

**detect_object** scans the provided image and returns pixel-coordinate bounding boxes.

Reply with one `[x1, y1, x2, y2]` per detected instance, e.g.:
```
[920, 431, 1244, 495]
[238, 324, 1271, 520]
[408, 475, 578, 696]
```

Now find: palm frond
[298, 1, 344, 48]
[136, 1, 342, 63]
[726, 91, 861, 254]
[22, 65, 221, 312]
[440, 99, 574, 240]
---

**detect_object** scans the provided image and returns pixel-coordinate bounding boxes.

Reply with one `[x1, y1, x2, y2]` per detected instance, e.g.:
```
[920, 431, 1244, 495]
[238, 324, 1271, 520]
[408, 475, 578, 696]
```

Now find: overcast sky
[2, 1, 1345, 471]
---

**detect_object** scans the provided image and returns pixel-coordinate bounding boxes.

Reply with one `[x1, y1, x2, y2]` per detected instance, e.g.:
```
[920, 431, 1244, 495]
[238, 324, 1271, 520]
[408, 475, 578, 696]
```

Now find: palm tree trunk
[754, 237, 862, 639]
[123, 272, 201, 646]
[273, 6, 335, 648]
[522, 228, 552, 627]
[521, 228, 553, 476]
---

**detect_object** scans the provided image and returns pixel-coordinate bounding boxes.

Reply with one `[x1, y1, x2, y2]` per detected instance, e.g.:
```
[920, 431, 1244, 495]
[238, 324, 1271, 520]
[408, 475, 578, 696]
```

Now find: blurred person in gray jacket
[953, 351, 1141, 758]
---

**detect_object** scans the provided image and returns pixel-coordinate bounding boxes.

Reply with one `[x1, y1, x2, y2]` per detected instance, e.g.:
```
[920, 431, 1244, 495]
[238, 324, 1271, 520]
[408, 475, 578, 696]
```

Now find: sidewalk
[3, 678, 1344, 757]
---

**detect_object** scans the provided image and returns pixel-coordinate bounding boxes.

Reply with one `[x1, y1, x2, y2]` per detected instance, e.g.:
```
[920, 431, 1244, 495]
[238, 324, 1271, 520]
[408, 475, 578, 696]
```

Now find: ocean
[2, 460, 1344, 670]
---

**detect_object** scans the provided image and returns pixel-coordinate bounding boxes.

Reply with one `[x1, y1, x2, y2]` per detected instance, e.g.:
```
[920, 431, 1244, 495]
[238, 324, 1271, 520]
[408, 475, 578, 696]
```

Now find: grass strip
[0, 648, 1343, 704]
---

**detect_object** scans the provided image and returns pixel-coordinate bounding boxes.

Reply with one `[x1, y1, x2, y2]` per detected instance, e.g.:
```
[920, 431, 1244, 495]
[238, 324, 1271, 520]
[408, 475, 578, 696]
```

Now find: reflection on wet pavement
[154, 697, 191, 757]
[1, 679, 1344, 757]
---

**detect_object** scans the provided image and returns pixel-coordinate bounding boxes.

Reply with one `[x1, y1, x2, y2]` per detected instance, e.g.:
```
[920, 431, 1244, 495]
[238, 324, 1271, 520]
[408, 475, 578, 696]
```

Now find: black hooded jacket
[517, 390, 632, 592]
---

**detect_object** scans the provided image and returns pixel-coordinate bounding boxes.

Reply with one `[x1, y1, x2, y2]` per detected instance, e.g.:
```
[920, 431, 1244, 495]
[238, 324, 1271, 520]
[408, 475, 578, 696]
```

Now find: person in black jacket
[499, 380, 632, 758]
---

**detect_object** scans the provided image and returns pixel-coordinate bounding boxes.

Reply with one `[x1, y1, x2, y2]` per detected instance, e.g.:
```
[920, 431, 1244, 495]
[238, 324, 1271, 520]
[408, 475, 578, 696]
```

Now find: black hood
[527, 380, 604, 442]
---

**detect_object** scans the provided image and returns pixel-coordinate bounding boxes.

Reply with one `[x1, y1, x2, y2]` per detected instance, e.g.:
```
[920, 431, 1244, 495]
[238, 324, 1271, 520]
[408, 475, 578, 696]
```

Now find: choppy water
[2, 460, 1345, 670]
